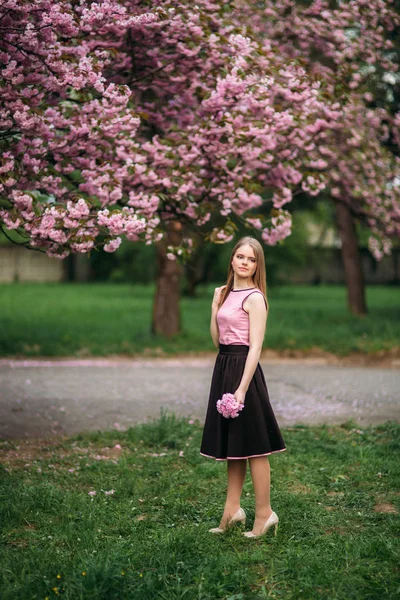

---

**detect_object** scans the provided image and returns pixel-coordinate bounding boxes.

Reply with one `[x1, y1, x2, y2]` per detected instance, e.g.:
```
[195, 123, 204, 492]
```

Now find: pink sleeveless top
[217, 288, 267, 346]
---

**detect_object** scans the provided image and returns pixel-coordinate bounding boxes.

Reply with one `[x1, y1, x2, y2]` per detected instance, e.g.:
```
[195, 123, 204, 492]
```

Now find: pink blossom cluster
[97, 208, 147, 240]
[1, 0, 399, 261]
[262, 212, 292, 246]
[246, 0, 399, 92]
[104, 238, 122, 253]
[0, 0, 158, 256]
[368, 235, 393, 262]
[234, 0, 400, 259]
[216, 393, 245, 419]
[0, 0, 339, 257]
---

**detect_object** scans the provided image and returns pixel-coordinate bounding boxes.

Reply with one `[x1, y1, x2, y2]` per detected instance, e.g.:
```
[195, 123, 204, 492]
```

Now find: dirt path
[0, 354, 399, 439]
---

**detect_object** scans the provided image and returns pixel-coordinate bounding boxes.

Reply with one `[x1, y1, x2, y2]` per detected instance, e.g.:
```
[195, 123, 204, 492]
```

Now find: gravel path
[0, 357, 399, 439]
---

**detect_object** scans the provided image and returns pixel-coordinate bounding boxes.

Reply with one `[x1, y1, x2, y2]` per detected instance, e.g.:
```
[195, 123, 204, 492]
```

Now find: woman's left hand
[234, 388, 246, 405]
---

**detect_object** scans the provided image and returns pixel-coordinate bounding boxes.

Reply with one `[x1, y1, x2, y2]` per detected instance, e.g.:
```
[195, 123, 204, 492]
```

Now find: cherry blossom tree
[0, 0, 157, 256]
[236, 0, 400, 314]
[2, 1, 398, 333]
[1, 0, 342, 335]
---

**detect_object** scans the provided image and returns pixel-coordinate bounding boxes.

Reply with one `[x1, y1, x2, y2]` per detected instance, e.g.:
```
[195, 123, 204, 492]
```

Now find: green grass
[0, 282, 399, 357]
[0, 412, 399, 599]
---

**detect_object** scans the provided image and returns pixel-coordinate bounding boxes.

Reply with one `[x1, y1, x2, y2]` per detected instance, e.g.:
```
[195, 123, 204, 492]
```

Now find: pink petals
[88, 489, 115, 496]
[216, 393, 244, 419]
[103, 237, 122, 253]
[261, 212, 292, 245]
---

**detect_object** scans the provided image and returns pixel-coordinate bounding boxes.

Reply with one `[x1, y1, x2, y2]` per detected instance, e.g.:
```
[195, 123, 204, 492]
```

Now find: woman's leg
[248, 456, 273, 534]
[219, 459, 247, 528]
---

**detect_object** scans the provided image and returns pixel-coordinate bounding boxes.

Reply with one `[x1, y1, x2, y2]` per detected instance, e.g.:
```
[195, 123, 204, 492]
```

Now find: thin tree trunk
[334, 199, 367, 315]
[65, 253, 91, 281]
[151, 220, 183, 337]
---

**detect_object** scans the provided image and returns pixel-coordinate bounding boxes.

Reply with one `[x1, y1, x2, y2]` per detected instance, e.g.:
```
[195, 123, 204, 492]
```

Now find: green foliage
[0, 415, 399, 599]
[89, 240, 157, 284]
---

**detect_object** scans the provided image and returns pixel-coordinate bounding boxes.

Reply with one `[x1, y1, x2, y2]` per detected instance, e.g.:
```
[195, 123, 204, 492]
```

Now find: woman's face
[231, 244, 257, 281]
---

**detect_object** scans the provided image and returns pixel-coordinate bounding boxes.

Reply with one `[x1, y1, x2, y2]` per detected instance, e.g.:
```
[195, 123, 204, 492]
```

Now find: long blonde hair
[218, 236, 268, 311]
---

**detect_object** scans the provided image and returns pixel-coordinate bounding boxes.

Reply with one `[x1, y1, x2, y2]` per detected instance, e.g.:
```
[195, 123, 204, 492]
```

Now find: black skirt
[200, 344, 287, 460]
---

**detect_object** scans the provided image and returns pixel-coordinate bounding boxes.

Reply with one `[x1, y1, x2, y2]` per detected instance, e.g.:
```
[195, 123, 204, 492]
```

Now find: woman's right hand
[212, 285, 227, 308]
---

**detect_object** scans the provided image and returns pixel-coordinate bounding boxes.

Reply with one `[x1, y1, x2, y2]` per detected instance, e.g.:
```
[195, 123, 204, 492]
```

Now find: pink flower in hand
[216, 393, 244, 419]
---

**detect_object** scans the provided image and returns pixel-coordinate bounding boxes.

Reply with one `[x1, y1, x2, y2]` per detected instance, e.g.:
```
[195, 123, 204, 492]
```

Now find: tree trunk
[65, 253, 91, 281]
[334, 199, 367, 315]
[151, 220, 183, 337]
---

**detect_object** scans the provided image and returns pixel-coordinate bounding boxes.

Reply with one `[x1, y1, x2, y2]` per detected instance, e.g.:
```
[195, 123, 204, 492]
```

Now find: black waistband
[218, 344, 250, 355]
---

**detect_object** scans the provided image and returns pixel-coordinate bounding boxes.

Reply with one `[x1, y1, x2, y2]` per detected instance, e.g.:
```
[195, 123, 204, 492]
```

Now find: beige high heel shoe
[243, 511, 279, 538]
[209, 507, 246, 534]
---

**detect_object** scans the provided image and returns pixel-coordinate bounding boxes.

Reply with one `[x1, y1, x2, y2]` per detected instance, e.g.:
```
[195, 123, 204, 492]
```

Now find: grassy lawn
[0, 282, 399, 357]
[0, 413, 399, 599]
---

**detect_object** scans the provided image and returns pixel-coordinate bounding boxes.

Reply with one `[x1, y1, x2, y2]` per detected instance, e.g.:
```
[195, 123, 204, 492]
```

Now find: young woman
[200, 236, 286, 538]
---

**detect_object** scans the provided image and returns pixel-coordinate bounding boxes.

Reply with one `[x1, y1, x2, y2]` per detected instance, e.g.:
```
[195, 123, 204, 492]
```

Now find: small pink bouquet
[216, 393, 244, 419]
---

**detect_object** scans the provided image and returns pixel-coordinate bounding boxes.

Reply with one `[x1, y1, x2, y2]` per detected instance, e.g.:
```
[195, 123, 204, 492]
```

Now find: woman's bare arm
[210, 285, 226, 348]
[210, 303, 220, 348]
[235, 293, 267, 398]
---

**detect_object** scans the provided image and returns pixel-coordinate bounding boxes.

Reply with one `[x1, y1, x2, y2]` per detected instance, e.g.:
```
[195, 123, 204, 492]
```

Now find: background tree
[2, 0, 399, 333]
[1, 0, 343, 335]
[236, 0, 400, 314]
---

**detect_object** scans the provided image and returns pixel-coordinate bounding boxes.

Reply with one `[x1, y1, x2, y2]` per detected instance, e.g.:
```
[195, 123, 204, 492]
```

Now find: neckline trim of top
[231, 287, 257, 292]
